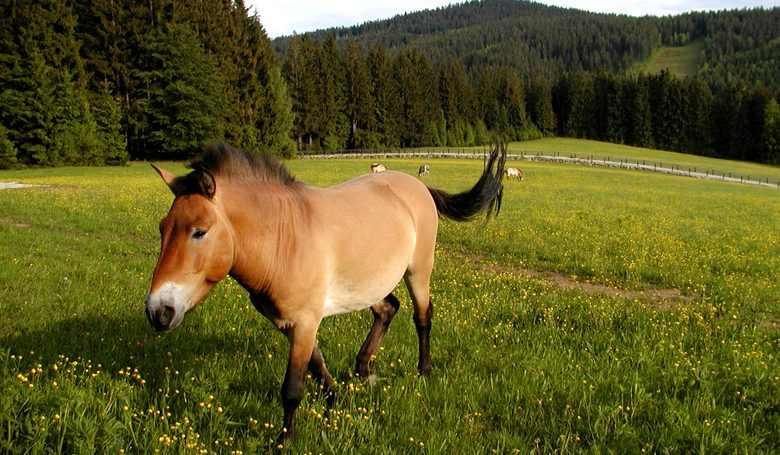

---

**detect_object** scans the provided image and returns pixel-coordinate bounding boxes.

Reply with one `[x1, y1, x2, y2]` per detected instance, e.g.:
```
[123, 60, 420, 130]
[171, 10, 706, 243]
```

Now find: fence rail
[297, 148, 780, 189]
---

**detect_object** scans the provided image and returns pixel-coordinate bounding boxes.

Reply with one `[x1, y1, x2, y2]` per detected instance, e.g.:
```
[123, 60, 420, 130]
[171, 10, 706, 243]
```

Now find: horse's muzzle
[145, 304, 176, 332]
[145, 283, 187, 332]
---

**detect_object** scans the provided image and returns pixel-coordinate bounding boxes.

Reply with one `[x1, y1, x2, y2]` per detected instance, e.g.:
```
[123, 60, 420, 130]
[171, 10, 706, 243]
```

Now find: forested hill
[274, 0, 658, 77]
[272, 0, 780, 93]
[2, 0, 780, 169]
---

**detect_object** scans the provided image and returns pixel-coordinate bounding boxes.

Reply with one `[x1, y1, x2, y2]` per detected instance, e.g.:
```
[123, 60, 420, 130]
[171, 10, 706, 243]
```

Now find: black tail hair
[427, 141, 506, 223]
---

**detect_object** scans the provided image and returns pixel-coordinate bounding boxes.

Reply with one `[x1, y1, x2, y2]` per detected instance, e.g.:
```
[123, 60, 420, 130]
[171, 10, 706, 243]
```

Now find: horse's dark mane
[191, 142, 296, 184]
[173, 142, 296, 196]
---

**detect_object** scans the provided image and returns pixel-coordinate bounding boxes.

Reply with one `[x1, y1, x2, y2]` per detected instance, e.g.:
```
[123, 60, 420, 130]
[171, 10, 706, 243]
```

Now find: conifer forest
[1, 0, 780, 168]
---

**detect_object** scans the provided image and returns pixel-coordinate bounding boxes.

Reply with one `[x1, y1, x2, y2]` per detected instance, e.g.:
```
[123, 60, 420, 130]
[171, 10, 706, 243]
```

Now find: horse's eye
[192, 230, 207, 240]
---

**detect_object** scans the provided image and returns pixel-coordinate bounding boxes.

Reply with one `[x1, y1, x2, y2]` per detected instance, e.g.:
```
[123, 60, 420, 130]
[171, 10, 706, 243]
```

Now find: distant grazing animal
[506, 167, 523, 180]
[418, 164, 430, 177]
[145, 142, 507, 444]
[370, 163, 387, 173]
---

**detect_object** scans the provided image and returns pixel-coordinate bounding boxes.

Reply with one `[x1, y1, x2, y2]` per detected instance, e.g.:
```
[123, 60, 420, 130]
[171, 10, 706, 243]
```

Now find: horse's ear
[151, 164, 180, 195]
[197, 169, 217, 199]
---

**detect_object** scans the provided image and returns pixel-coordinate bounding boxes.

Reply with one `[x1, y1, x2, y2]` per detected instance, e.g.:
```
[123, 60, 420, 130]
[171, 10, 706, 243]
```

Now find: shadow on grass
[2, 310, 286, 400]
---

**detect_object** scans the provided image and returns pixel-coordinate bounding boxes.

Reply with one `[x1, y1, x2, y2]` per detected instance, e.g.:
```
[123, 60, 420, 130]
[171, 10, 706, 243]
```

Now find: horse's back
[322, 170, 435, 216]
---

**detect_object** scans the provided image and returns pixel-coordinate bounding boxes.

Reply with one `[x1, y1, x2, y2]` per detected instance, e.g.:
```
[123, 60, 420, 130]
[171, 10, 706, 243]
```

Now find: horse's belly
[321, 268, 405, 318]
[321, 297, 377, 317]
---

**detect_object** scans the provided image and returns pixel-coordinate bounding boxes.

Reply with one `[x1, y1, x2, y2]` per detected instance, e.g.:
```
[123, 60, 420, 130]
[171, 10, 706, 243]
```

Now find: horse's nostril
[159, 305, 176, 327]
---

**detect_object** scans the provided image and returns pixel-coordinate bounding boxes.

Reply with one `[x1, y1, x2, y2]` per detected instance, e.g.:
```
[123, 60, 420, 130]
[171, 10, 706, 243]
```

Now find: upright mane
[170, 142, 296, 196]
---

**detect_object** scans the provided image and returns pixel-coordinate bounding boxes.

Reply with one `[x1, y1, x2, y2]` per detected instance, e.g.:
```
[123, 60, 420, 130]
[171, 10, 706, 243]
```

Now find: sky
[246, 0, 779, 39]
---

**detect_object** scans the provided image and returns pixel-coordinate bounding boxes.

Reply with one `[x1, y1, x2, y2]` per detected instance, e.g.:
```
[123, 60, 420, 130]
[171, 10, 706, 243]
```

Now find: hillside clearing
[633, 40, 706, 78]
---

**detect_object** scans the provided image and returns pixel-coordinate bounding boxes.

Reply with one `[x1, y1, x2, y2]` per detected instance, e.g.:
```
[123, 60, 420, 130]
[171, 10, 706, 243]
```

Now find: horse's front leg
[279, 320, 319, 444]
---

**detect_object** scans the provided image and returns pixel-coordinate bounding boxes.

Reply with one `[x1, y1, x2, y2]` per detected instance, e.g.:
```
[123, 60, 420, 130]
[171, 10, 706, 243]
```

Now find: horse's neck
[222, 182, 305, 294]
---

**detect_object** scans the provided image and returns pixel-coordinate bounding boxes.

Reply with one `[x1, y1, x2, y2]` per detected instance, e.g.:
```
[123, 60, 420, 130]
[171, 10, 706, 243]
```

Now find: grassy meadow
[1, 143, 780, 454]
[631, 40, 706, 78]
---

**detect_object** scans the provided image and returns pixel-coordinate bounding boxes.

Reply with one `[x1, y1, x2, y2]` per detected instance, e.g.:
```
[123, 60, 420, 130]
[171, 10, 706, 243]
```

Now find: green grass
[408, 139, 780, 183]
[632, 40, 705, 78]
[509, 138, 780, 182]
[1, 149, 780, 454]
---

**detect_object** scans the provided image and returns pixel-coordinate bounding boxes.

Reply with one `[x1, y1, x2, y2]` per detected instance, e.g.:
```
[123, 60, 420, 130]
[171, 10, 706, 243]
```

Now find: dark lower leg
[413, 300, 433, 378]
[355, 294, 400, 383]
[279, 324, 318, 445]
[281, 363, 305, 443]
[308, 344, 336, 405]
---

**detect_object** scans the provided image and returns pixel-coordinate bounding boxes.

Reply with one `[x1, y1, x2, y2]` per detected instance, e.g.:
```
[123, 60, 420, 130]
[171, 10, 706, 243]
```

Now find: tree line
[275, 0, 780, 95]
[1, 0, 780, 168]
[0, 0, 294, 169]
[280, 33, 780, 164]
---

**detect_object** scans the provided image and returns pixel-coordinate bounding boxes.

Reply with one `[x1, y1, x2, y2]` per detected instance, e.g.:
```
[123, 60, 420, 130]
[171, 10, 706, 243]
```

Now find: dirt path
[0, 182, 40, 189]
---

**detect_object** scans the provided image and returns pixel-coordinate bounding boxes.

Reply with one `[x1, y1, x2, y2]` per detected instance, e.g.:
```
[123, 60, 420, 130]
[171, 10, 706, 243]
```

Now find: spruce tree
[0, 0, 108, 167]
[680, 78, 713, 156]
[367, 45, 400, 147]
[527, 76, 556, 137]
[320, 33, 347, 149]
[621, 74, 652, 149]
[763, 98, 780, 164]
[565, 71, 595, 139]
[344, 40, 377, 149]
[0, 125, 17, 169]
[91, 81, 129, 165]
[592, 72, 622, 143]
[262, 67, 297, 157]
[283, 34, 315, 150]
[136, 23, 227, 158]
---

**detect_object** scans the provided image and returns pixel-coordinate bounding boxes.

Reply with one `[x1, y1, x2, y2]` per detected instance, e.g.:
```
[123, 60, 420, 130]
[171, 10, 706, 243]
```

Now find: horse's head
[145, 164, 234, 332]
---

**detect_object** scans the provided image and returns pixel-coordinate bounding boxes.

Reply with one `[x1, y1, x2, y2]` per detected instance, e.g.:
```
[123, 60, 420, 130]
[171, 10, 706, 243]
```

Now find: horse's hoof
[363, 374, 377, 387]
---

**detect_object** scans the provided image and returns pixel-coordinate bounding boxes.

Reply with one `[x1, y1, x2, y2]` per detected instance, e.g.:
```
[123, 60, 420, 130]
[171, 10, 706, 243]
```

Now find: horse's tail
[427, 141, 506, 223]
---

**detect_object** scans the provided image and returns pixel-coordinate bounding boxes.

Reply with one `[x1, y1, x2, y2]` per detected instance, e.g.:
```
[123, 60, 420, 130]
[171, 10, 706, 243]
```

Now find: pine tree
[551, 73, 573, 137]
[91, 81, 129, 165]
[393, 49, 439, 147]
[592, 72, 622, 143]
[680, 78, 713, 156]
[438, 61, 477, 145]
[527, 76, 556, 137]
[236, 11, 295, 156]
[487, 68, 536, 140]
[0, 0, 109, 166]
[283, 34, 317, 150]
[366, 45, 400, 147]
[648, 70, 684, 152]
[135, 23, 227, 158]
[763, 98, 780, 164]
[320, 33, 347, 149]
[565, 71, 595, 139]
[710, 82, 747, 159]
[739, 87, 771, 162]
[262, 67, 296, 157]
[0, 124, 17, 169]
[622, 74, 652, 149]
[344, 40, 377, 149]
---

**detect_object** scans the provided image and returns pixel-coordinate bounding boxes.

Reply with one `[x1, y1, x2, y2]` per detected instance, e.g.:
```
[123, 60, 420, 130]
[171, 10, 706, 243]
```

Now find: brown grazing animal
[145, 142, 506, 444]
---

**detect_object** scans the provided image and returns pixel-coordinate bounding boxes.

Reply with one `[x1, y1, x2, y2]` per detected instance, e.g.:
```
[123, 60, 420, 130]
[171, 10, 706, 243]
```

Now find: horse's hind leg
[404, 272, 433, 378]
[355, 293, 400, 386]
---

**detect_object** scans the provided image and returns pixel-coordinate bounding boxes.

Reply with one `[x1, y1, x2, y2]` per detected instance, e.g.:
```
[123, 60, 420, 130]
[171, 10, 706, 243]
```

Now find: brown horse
[506, 167, 523, 180]
[145, 142, 505, 443]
